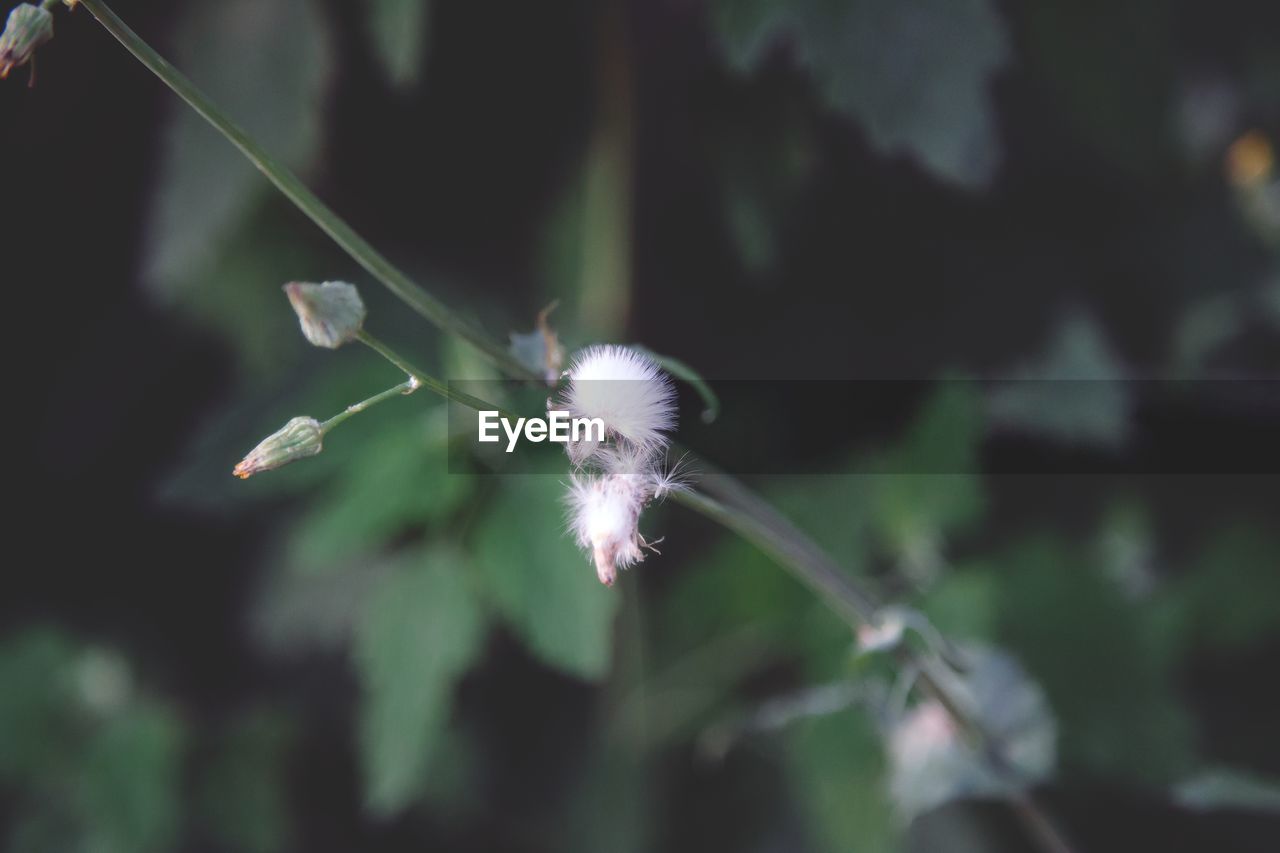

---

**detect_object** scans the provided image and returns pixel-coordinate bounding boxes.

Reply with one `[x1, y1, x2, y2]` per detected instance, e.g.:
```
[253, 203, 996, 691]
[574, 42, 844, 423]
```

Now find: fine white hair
[560, 345, 676, 456]
[560, 345, 689, 585]
[566, 473, 646, 586]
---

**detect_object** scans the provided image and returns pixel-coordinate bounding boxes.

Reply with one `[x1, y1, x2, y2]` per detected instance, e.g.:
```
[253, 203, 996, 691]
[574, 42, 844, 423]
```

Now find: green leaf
[986, 315, 1131, 448]
[706, 86, 818, 276]
[1165, 526, 1280, 655]
[197, 710, 295, 853]
[921, 565, 1000, 640]
[887, 646, 1055, 822]
[868, 379, 984, 583]
[160, 198, 328, 379]
[472, 476, 620, 679]
[145, 0, 331, 288]
[711, 0, 1010, 187]
[79, 706, 185, 853]
[369, 0, 432, 87]
[993, 536, 1195, 784]
[1174, 767, 1280, 815]
[290, 411, 470, 571]
[354, 548, 485, 815]
[0, 628, 78, 782]
[786, 708, 899, 853]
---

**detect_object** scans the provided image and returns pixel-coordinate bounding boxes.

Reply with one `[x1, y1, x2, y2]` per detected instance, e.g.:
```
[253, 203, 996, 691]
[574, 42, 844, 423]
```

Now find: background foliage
[2, 0, 1279, 850]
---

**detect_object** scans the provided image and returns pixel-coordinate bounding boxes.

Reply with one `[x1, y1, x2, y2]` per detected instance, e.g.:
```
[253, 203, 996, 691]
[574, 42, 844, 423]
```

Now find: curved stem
[76, 0, 535, 380]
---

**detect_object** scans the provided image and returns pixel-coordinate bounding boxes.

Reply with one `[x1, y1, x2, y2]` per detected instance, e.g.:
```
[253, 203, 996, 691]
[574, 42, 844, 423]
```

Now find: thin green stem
[357, 330, 516, 420]
[76, 0, 534, 381]
[671, 481, 876, 626]
[320, 376, 419, 434]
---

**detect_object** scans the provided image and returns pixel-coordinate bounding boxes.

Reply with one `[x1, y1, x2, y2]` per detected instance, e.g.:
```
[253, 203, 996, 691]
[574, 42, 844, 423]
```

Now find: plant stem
[671, 480, 876, 625]
[76, 0, 534, 381]
[357, 330, 516, 420]
[319, 376, 419, 434]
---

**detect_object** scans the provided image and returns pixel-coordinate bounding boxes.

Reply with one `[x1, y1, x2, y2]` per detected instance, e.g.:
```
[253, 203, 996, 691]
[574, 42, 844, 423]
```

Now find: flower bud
[233, 416, 324, 479]
[0, 4, 54, 81]
[283, 281, 366, 349]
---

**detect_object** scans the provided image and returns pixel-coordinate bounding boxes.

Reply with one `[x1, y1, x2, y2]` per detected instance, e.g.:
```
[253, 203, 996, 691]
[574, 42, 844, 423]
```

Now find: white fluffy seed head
[561, 345, 676, 456]
[567, 473, 646, 586]
[594, 444, 691, 500]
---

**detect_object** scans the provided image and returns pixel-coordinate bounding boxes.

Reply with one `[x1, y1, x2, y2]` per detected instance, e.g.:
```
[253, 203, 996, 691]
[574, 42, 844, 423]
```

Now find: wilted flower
[283, 281, 366, 349]
[233, 416, 324, 478]
[509, 302, 565, 384]
[0, 4, 54, 82]
[566, 472, 646, 586]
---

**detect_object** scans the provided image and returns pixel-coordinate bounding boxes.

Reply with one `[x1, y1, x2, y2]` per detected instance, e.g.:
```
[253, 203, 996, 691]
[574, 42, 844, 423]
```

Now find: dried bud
[233, 416, 324, 479]
[0, 4, 54, 81]
[509, 302, 564, 384]
[283, 281, 366, 349]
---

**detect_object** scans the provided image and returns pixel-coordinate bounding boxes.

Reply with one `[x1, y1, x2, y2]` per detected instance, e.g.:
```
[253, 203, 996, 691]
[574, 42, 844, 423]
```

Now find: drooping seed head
[566, 472, 646, 586]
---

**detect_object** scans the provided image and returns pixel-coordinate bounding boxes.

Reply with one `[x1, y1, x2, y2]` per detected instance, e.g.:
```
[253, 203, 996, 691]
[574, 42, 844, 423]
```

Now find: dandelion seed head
[562, 345, 676, 453]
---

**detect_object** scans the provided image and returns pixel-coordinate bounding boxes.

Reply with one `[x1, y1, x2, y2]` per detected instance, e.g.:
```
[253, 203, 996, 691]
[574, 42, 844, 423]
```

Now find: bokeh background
[2, 0, 1279, 851]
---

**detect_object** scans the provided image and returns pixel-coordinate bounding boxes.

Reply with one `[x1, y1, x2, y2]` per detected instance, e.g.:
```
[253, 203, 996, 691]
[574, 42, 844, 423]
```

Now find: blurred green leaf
[868, 379, 984, 582]
[369, 0, 432, 87]
[920, 565, 1000, 640]
[986, 315, 1130, 448]
[0, 628, 78, 783]
[786, 708, 899, 853]
[354, 548, 485, 815]
[166, 201, 326, 378]
[708, 98, 817, 277]
[289, 410, 468, 571]
[886, 646, 1055, 822]
[472, 476, 620, 679]
[197, 710, 295, 853]
[712, 0, 1010, 186]
[145, 0, 331, 289]
[659, 472, 864, 682]
[1163, 526, 1280, 655]
[993, 536, 1195, 784]
[1174, 767, 1280, 815]
[252, 560, 393, 656]
[79, 705, 185, 853]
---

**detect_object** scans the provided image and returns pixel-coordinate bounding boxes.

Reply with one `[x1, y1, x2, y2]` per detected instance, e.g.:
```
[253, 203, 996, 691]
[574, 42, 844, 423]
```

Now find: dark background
[2, 0, 1279, 851]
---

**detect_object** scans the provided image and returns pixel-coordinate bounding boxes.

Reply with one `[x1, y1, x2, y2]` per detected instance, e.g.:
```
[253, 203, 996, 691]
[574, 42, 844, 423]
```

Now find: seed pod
[233, 416, 324, 479]
[0, 4, 54, 81]
[283, 281, 367, 349]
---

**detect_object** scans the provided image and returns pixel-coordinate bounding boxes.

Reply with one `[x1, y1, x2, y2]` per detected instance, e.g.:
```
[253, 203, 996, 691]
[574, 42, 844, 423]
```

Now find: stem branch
[319, 375, 419, 434]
